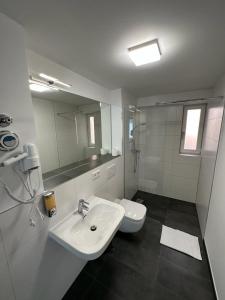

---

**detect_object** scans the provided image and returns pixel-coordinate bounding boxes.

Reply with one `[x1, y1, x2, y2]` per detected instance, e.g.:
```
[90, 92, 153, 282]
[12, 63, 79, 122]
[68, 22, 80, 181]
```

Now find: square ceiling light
[128, 39, 161, 66]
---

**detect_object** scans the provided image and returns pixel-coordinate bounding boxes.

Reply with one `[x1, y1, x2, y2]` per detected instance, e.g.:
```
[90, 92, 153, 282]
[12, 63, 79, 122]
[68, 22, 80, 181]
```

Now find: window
[129, 118, 135, 140]
[88, 115, 96, 146]
[180, 105, 205, 155]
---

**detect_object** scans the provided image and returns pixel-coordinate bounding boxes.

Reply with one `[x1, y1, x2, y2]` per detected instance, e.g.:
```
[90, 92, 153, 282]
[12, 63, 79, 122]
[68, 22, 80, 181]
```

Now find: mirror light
[29, 83, 51, 92]
[128, 39, 161, 66]
[39, 73, 71, 88]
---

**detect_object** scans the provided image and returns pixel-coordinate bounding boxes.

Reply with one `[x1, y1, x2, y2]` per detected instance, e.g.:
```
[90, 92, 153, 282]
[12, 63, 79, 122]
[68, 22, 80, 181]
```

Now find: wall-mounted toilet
[115, 199, 147, 233]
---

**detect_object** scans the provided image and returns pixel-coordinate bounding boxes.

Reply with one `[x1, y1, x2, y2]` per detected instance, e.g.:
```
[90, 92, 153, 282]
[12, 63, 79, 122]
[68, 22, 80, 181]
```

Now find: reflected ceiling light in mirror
[39, 73, 72, 88]
[128, 39, 161, 66]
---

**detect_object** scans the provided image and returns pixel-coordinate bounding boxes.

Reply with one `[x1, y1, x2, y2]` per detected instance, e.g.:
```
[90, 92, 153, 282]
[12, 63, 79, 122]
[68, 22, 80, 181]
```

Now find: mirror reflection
[31, 89, 111, 175]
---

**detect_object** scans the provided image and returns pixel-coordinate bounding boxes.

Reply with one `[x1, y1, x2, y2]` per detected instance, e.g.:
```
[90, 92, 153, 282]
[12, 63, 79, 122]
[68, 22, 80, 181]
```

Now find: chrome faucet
[78, 199, 89, 218]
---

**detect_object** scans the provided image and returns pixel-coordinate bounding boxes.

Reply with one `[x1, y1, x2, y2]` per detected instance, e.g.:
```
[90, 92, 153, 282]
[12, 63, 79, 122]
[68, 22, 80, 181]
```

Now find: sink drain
[90, 225, 97, 231]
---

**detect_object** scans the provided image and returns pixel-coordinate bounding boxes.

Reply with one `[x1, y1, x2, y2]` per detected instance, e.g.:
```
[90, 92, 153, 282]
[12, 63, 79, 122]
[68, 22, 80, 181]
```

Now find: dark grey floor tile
[152, 282, 184, 300]
[142, 199, 167, 223]
[62, 271, 94, 300]
[169, 199, 198, 216]
[112, 232, 160, 283]
[157, 257, 216, 300]
[134, 191, 171, 223]
[160, 245, 211, 281]
[149, 195, 171, 209]
[115, 217, 162, 253]
[82, 255, 106, 279]
[95, 256, 154, 300]
[165, 209, 202, 237]
[84, 282, 125, 300]
[135, 191, 171, 208]
[135, 216, 163, 252]
[148, 205, 167, 223]
[83, 281, 124, 300]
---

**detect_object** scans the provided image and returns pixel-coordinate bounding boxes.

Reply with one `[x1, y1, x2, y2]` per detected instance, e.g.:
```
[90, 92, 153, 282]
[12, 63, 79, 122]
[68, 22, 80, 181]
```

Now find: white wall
[196, 101, 223, 235]
[137, 105, 201, 202]
[0, 14, 41, 221]
[0, 13, 42, 300]
[0, 230, 15, 300]
[204, 74, 225, 300]
[0, 13, 124, 300]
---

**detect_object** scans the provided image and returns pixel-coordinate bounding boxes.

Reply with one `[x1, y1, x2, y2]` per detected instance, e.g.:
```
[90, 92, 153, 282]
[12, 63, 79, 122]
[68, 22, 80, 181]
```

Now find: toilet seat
[118, 199, 147, 233]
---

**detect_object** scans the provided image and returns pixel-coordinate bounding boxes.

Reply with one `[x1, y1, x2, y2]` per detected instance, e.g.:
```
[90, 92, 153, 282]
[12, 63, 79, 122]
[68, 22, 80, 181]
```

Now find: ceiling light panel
[128, 39, 161, 66]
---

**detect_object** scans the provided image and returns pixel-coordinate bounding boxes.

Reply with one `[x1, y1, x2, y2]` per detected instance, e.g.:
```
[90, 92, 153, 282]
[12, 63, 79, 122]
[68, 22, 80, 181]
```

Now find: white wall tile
[171, 163, 200, 181]
[170, 176, 198, 203]
[0, 231, 15, 300]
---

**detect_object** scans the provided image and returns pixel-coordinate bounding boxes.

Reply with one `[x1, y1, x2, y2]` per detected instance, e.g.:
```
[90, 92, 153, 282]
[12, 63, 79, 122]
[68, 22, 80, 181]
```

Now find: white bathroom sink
[49, 196, 125, 260]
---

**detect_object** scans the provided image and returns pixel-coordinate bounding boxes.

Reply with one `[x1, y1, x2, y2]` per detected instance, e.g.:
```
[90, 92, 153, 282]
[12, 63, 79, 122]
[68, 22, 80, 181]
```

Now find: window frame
[180, 104, 206, 155]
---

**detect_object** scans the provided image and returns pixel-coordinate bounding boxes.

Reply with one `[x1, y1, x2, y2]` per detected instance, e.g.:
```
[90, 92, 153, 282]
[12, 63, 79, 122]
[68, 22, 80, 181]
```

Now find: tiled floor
[62, 191, 216, 300]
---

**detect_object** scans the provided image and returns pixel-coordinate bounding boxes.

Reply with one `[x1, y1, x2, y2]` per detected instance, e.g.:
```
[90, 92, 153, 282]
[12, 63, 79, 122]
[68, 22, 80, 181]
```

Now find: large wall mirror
[31, 89, 112, 176]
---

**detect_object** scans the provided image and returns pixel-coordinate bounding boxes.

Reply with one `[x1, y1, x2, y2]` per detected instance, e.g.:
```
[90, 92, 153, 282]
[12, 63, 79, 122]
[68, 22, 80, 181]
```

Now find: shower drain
[90, 225, 97, 231]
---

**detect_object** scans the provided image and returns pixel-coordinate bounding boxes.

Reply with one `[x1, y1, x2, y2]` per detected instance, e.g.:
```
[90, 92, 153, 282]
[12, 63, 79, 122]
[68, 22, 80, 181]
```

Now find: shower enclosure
[124, 105, 140, 199]
[124, 97, 224, 236]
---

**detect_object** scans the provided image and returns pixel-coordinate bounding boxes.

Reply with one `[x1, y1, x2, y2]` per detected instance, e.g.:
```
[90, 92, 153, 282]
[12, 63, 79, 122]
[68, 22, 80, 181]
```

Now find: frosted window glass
[184, 109, 201, 150]
[89, 116, 95, 145]
[129, 119, 134, 139]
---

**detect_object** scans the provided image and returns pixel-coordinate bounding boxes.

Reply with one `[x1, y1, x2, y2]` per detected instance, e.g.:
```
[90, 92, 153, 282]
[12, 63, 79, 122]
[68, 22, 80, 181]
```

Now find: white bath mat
[160, 225, 202, 260]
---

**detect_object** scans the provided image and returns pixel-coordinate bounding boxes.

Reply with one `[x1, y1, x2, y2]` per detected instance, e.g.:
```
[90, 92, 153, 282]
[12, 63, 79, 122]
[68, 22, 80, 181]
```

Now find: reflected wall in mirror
[32, 89, 111, 174]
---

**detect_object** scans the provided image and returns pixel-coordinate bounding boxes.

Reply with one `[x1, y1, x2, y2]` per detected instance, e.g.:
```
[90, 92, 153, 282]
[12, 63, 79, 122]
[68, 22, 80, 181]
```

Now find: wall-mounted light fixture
[128, 39, 161, 66]
[29, 75, 60, 93]
[28, 73, 72, 93]
[29, 82, 51, 92]
[39, 73, 72, 88]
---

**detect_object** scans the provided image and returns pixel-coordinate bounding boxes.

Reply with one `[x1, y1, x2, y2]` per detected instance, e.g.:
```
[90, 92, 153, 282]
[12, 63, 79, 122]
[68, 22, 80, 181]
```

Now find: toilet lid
[120, 199, 146, 222]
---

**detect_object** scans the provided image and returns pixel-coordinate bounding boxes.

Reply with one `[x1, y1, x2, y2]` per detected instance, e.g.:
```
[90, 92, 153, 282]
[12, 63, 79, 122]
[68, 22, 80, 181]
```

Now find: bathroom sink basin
[49, 196, 125, 260]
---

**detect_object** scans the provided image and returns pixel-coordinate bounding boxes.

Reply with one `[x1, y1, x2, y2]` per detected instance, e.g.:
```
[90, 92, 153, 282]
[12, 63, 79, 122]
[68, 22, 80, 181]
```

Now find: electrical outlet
[91, 169, 100, 180]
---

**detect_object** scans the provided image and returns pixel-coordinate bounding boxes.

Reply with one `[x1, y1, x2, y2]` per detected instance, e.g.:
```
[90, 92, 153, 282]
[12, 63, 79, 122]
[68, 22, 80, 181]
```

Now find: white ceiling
[1, 0, 225, 97]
